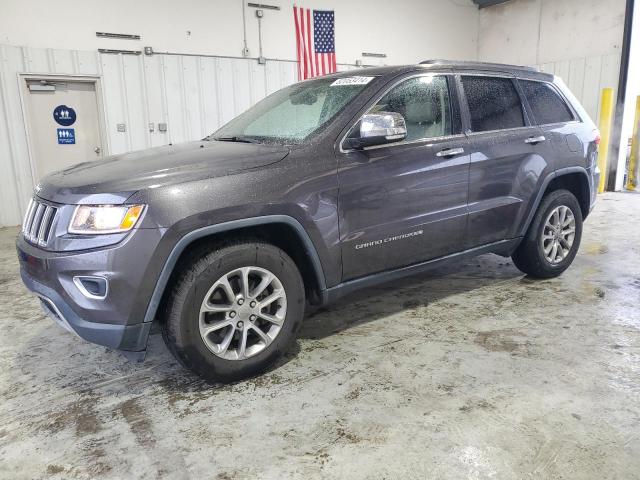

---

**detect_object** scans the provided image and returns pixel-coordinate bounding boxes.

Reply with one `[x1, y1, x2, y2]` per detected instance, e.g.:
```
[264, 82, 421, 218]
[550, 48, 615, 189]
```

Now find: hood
[36, 140, 290, 204]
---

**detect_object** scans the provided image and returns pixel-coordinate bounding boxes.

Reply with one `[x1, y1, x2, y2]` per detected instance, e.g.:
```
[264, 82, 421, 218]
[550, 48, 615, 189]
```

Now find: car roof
[328, 60, 554, 82]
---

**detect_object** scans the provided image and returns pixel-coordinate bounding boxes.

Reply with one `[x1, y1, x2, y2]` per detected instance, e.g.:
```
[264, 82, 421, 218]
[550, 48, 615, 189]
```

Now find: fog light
[73, 276, 109, 300]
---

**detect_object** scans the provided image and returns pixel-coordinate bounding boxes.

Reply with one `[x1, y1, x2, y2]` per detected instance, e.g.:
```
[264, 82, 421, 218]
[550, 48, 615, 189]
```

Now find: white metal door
[25, 80, 103, 181]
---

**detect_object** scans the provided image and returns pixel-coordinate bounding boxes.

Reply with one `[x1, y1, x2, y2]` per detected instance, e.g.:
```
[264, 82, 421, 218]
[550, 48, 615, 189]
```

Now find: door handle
[436, 147, 464, 157]
[524, 135, 546, 144]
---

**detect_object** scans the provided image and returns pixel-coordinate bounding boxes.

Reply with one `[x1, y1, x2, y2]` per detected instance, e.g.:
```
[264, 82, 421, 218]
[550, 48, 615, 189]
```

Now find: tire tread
[160, 240, 304, 382]
[512, 189, 583, 278]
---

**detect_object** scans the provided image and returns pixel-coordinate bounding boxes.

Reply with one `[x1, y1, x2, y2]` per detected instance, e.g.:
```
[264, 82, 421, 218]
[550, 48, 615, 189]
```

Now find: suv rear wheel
[512, 189, 583, 278]
[162, 241, 305, 382]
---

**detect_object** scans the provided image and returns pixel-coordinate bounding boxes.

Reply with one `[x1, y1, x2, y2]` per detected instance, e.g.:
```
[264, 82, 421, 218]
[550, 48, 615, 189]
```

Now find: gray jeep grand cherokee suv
[17, 60, 600, 381]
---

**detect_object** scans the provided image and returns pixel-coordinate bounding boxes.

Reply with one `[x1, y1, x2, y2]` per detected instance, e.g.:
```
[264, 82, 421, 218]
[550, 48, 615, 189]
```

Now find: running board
[321, 238, 521, 305]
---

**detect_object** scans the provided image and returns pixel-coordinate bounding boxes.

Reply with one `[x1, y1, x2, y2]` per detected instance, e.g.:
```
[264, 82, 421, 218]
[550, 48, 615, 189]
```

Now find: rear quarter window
[461, 76, 525, 132]
[519, 79, 575, 125]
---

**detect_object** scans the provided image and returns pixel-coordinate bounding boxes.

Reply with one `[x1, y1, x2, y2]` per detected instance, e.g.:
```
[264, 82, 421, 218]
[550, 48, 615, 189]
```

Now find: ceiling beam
[472, 0, 512, 8]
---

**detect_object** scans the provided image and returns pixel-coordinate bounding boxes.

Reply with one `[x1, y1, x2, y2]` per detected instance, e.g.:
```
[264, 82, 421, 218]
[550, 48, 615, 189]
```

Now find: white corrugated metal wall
[99, 53, 304, 154]
[0, 43, 619, 227]
[0, 44, 327, 226]
[538, 53, 621, 126]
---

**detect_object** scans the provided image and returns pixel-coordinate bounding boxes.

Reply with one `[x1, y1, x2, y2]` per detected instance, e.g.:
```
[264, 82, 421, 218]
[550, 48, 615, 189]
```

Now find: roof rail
[419, 59, 538, 72]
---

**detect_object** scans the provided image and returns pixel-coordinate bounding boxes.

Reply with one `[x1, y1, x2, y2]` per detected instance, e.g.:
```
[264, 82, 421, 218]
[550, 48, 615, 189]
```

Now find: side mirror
[343, 111, 407, 150]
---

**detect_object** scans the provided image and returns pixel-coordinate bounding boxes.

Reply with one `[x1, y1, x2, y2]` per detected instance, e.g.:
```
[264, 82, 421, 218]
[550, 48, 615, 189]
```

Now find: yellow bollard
[597, 88, 615, 193]
[625, 96, 640, 191]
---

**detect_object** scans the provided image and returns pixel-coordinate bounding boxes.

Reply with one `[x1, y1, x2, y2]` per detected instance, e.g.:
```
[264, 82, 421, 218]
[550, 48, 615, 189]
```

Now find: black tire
[512, 189, 583, 278]
[161, 241, 305, 383]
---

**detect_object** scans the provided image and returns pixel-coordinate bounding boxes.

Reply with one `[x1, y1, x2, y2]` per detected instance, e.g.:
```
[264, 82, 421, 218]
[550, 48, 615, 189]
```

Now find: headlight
[69, 205, 145, 234]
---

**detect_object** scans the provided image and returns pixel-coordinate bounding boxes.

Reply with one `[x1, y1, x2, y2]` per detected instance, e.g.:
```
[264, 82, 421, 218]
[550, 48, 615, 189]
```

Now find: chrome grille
[22, 198, 58, 246]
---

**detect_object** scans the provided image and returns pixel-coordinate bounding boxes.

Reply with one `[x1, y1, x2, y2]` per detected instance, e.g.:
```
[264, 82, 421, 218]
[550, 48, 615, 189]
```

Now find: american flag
[293, 6, 337, 80]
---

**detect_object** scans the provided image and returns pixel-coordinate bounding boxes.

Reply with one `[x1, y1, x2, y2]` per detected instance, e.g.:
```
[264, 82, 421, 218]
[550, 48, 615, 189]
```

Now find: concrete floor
[0, 192, 639, 479]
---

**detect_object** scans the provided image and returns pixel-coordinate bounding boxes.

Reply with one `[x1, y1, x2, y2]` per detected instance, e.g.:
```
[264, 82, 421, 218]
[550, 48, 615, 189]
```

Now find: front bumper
[21, 269, 151, 359]
[16, 228, 164, 359]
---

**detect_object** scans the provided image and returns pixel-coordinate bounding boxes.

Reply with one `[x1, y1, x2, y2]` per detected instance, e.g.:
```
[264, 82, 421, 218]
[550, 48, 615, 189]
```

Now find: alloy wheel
[198, 266, 287, 360]
[541, 205, 576, 264]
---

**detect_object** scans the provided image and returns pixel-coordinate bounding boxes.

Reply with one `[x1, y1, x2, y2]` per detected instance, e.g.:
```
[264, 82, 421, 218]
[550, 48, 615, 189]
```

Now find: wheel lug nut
[250, 301, 256, 308]
[229, 311, 236, 318]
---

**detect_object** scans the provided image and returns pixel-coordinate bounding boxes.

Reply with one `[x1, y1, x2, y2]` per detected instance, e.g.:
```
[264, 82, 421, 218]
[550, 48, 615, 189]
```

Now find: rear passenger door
[518, 79, 583, 171]
[458, 74, 555, 248]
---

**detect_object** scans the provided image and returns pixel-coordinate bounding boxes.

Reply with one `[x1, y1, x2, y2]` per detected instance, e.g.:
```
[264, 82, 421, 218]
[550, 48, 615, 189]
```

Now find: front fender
[140, 215, 328, 324]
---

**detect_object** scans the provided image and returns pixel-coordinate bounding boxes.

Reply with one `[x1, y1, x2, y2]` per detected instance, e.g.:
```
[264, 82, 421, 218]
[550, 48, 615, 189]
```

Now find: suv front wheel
[512, 189, 583, 278]
[162, 241, 305, 382]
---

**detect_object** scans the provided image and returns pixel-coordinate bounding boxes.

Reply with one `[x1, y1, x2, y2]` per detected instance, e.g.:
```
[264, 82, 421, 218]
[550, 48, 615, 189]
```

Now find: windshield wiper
[213, 136, 257, 144]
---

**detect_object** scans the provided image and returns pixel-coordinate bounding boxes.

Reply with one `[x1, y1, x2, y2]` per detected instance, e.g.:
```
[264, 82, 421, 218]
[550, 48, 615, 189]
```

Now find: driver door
[337, 74, 470, 281]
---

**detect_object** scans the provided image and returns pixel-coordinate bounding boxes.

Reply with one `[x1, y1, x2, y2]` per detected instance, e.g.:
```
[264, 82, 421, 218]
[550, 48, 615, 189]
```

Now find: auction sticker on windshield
[331, 76, 374, 86]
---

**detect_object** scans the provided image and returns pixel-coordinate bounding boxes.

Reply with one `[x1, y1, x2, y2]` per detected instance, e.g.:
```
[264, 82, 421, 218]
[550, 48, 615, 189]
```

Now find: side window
[370, 76, 453, 142]
[461, 76, 525, 132]
[519, 79, 575, 125]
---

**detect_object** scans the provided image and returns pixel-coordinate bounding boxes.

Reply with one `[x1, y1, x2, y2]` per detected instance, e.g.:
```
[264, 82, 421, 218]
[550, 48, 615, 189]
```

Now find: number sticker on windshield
[330, 76, 374, 86]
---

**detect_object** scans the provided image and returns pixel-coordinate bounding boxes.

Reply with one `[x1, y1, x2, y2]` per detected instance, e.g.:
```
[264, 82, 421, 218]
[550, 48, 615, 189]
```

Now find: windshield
[211, 76, 374, 144]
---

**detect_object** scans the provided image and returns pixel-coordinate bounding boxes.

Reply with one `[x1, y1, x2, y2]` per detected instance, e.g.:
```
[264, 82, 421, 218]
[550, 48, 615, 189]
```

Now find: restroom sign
[57, 128, 75, 144]
[53, 105, 76, 126]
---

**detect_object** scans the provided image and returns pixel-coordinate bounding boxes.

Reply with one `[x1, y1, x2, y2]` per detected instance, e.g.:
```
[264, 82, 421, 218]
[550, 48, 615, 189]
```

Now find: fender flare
[142, 215, 327, 323]
[517, 166, 591, 237]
